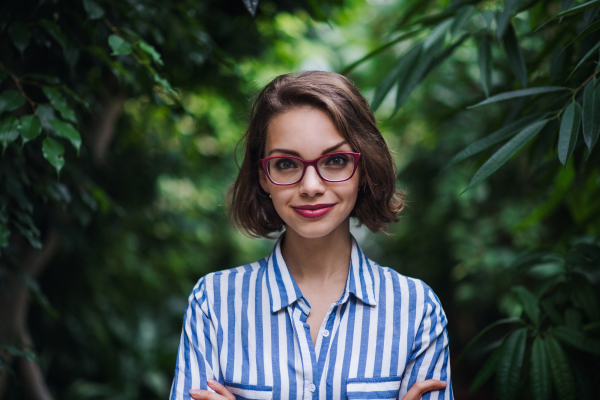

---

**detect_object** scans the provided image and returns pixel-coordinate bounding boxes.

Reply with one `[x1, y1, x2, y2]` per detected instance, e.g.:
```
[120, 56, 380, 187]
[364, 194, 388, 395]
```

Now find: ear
[259, 170, 270, 195]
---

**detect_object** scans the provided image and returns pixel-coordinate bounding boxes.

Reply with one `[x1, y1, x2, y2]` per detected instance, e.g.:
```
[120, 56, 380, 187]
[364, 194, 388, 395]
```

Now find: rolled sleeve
[399, 283, 453, 400]
[170, 278, 220, 400]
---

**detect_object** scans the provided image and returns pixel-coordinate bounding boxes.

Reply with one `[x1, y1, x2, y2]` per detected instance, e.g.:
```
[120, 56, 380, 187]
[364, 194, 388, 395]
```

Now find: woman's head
[227, 71, 405, 239]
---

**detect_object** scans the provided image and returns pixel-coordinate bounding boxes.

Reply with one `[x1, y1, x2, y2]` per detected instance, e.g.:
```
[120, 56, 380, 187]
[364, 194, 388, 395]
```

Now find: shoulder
[374, 263, 446, 312]
[188, 257, 268, 305]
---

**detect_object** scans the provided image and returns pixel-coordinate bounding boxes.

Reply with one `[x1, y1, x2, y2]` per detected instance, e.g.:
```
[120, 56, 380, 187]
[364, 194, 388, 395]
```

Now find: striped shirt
[170, 235, 453, 400]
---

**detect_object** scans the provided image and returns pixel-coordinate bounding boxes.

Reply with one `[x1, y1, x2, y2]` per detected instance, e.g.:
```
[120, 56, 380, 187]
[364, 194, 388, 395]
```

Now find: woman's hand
[190, 380, 236, 400]
[402, 379, 447, 400]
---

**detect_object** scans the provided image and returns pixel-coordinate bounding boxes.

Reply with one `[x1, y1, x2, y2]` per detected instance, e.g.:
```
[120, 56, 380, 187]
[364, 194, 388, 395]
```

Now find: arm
[170, 278, 221, 400]
[399, 283, 453, 400]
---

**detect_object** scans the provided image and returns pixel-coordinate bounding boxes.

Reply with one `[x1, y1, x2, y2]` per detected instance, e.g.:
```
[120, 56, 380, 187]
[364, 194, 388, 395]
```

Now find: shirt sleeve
[398, 282, 453, 400]
[169, 277, 221, 400]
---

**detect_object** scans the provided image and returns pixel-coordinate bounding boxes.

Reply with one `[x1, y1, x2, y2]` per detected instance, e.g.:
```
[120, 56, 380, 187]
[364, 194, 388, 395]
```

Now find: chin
[284, 214, 350, 239]
[289, 225, 336, 239]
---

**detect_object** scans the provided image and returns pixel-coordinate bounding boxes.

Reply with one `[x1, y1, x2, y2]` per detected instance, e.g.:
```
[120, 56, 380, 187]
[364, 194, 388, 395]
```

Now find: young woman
[170, 71, 452, 400]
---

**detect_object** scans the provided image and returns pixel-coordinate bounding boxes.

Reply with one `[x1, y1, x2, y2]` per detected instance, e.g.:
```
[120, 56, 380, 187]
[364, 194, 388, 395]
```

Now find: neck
[280, 219, 352, 285]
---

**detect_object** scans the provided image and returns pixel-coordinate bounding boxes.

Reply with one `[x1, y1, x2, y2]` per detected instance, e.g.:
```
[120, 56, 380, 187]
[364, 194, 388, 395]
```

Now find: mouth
[291, 203, 336, 219]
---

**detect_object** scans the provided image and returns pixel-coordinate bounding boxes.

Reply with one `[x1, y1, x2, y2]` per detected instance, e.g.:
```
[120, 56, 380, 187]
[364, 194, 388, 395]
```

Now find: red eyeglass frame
[261, 152, 361, 186]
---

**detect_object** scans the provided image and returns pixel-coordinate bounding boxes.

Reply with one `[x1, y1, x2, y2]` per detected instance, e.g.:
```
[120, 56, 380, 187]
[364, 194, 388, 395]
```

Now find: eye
[274, 159, 297, 170]
[326, 155, 348, 166]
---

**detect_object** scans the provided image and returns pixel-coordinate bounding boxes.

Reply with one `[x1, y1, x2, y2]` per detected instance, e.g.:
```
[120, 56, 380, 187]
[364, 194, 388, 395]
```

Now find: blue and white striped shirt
[170, 235, 453, 400]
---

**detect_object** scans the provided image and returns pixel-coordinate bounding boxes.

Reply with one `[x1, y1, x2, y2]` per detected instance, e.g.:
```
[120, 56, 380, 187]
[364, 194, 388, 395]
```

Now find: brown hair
[227, 71, 405, 238]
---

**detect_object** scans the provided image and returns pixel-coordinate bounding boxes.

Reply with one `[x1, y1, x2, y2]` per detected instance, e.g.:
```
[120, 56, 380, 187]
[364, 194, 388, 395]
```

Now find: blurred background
[1, 0, 599, 399]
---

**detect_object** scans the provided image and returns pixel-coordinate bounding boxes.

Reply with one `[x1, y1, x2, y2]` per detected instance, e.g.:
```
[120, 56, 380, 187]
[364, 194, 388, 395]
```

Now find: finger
[189, 388, 227, 400]
[402, 379, 447, 400]
[207, 379, 236, 400]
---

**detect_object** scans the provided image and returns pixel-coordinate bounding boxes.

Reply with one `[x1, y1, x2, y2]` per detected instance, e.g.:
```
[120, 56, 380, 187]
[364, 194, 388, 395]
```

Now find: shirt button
[308, 383, 316, 392]
[322, 329, 330, 337]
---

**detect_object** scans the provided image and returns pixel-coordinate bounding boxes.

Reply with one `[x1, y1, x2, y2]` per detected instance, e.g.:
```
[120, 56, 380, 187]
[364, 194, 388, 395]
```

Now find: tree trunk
[0, 229, 60, 400]
[0, 95, 126, 399]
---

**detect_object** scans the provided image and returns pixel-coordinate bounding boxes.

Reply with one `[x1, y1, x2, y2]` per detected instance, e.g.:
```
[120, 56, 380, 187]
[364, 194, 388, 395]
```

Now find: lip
[292, 203, 336, 219]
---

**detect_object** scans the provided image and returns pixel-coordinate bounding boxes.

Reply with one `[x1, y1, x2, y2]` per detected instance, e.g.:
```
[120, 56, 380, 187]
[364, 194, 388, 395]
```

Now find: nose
[299, 165, 326, 197]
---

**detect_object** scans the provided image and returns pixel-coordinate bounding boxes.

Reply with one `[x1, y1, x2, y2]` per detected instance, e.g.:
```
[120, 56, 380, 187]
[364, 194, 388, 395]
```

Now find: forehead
[265, 107, 349, 158]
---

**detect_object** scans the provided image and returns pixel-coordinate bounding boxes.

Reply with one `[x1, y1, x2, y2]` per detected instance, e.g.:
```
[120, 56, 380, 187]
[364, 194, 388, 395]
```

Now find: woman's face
[259, 106, 360, 239]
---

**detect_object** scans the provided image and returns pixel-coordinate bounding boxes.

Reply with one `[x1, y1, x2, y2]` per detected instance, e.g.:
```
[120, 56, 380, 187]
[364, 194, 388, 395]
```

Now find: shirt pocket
[346, 376, 403, 400]
[223, 381, 273, 400]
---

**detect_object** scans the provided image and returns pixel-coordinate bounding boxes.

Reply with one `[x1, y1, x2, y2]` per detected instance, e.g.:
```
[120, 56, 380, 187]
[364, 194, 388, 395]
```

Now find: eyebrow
[267, 141, 349, 157]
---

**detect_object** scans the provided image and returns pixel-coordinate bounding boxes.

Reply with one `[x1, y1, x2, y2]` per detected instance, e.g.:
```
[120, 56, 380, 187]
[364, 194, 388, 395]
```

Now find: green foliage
[357, 0, 600, 398]
[1, 0, 599, 398]
[0, 0, 343, 398]
[459, 245, 600, 399]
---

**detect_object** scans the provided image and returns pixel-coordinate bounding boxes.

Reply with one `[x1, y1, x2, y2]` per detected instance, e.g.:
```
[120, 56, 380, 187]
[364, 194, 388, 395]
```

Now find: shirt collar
[266, 233, 378, 313]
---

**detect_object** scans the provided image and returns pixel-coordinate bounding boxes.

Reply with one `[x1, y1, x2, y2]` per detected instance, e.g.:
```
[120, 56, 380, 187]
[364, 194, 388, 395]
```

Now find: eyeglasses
[261, 152, 361, 186]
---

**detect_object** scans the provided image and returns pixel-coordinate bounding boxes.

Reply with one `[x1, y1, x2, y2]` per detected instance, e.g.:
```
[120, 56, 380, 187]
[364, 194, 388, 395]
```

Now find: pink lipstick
[292, 203, 335, 219]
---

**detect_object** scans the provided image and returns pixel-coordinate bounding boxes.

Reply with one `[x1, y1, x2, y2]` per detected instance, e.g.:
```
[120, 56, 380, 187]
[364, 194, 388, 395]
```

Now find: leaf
[0, 115, 19, 154]
[502, 24, 527, 87]
[552, 325, 600, 356]
[17, 115, 42, 146]
[507, 251, 550, 269]
[49, 120, 81, 155]
[241, 0, 260, 16]
[13, 210, 41, 249]
[82, 0, 105, 20]
[477, 36, 492, 97]
[341, 29, 423, 75]
[108, 34, 132, 56]
[153, 72, 175, 94]
[0, 344, 37, 361]
[307, 0, 328, 23]
[448, 114, 547, 167]
[582, 78, 600, 155]
[558, 101, 582, 167]
[482, 10, 494, 31]
[466, 119, 548, 189]
[562, 19, 600, 51]
[530, 336, 551, 400]
[545, 335, 575, 400]
[0, 223, 10, 248]
[496, 0, 521, 39]
[35, 105, 56, 129]
[422, 18, 453, 51]
[0, 89, 26, 113]
[496, 328, 527, 400]
[43, 87, 77, 123]
[8, 21, 31, 55]
[570, 279, 600, 321]
[0, 70, 6, 84]
[467, 87, 569, 108]
[550, 49, 566, 83]
[5, 174, 33, 213]
[541, 298, 563, 325]
[566, 40, 600, 81]
[39, 19, 68, 54]
[139, 42, 163, 66]
[457, 317, 523, 364]
[512, 286, 540, 326]
[393, 20, 455, 113]
[42, 137, 65, 176]
[470, 344, 502, 392]
[537, 0, 600, 30]
[371, 44, 422, 112]
[450, 5, 475, 37]
[561, 0, 576, 10]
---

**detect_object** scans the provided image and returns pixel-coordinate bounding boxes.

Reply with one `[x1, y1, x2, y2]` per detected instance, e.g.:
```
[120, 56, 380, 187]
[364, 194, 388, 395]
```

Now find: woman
[170, 71, 452, 400]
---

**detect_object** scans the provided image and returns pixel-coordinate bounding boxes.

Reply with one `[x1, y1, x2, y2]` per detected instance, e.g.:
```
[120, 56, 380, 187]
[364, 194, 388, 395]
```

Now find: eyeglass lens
[266, 154, 355, 184]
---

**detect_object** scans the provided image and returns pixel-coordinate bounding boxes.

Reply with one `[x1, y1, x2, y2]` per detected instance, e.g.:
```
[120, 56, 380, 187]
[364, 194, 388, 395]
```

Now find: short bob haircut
[227, 71, 405, 238]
